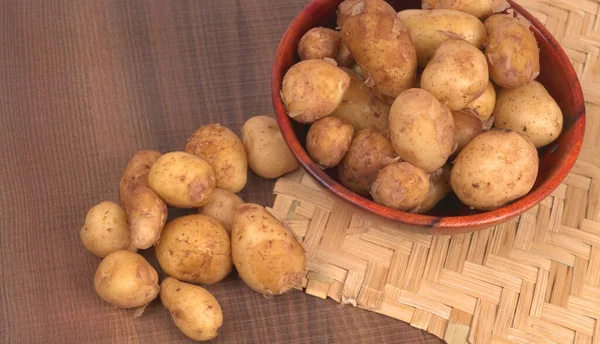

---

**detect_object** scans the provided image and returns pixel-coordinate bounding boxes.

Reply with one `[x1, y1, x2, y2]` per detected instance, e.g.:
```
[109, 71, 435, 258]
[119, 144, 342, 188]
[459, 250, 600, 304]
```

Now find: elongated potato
[340, 0, 417, 103]
[422, 0, 493, 19]
[198, 189, 244, 234]
[398, 9, 487, 67]
[298, 27, 340, 61]
[414, 165, 452, 214]
[421, 39, 489, 110]
[370, 162, 430, 211]
[161, 277, 223, 342]
[464, 81, 496, 122]
[452, 110, 483, 152]
[80, 201, 134, 258]
[389, 89, 454, 173]
[119, 150, 168, 249]
[185, 124, 247, 193]
[306, 117, 354, 168]
[484, 13, 540, 89]
[232, 203, 306, 296]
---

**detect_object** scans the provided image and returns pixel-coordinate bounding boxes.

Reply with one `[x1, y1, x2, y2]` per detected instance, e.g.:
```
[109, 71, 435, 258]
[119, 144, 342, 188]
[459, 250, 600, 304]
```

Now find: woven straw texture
[269, 2, 600, 343]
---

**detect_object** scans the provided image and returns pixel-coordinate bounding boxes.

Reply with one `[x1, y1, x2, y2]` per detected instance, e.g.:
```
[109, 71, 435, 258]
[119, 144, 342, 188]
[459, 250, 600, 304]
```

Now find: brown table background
[0, 1, 442, 343]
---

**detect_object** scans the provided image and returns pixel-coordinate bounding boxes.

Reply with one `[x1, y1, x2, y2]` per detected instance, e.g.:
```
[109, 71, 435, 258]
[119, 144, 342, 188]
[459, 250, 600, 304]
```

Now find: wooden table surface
[0, 1, 443, 343]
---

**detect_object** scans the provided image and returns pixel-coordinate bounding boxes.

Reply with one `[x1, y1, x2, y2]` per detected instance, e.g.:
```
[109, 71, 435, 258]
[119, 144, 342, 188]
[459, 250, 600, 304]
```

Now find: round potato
[156, 214, 232, 285]
[241, 116, 298, 179]
[484, 13, 540, 89]
[232, 203, 306, 296]
[94, 250, 160, 308]
[198, 189, 244, 234]
[389, 88, 455, 173]
[370, 162, 430, 211]
[398, 9, 487, 67]
[421, 39, 489, 110]
[451, 130, 539, 210]
[464, 81, 496, 122]
[281, 59, 351, 123]
[422, 0, 494, 19]
[298, 27, 340, 61]
[493, 80, 563, 148]
[414, 165, 452, 214]
[452, 110, 483, 152]
[80, 201, 134, 258]
[185, 124, 247, 193]
[148, 151, 216, 208]
[161, 277, 222, 342]
[306, 117, 354, 168]
[338, 128, 396, 196]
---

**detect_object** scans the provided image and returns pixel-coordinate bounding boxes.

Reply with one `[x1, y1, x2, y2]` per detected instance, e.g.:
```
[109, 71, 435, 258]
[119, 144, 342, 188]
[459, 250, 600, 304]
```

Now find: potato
[298, 27, 340, 61]
[148, 151, 216, 208]
[80, 201, 134, 258]
[414, 165, 452, 214]
[422, 0, 493, 19]
[306, 117, 354, 168]
[421, 39, 489, 110]
[398, 9, 487, 67]
[94, 250, 159, 308]
[185, 124, 247, 193]
[330, 68, 390, 131]
[156, 215, 232, 285]
[484, 13, 540, 89]
[119, 150, 168, 249]
[241, 116, 298, 179]
[281, 59, 351, 123]
[340, 0, 417, 103]
[388, 88, 454, 173]
[370, 162, 430, 211]
[493, 80, 563, 148]
[160, 277, 222, 342]
[335, 40, 355, 67]
[198, 189, 244, 234]
[338, 128, 396, 196]
[451, 130, 539, 210]
[452, 110, 483, 152]
[232, 203, 306, 295]
[464, 81, 496, 122]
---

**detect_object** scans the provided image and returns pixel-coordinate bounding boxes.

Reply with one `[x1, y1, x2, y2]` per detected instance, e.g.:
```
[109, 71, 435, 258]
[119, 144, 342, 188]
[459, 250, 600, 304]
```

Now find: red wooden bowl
[271, 0, 585, 235]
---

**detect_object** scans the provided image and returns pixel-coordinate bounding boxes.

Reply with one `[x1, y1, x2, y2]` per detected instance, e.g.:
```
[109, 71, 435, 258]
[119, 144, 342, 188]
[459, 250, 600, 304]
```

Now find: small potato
[370, 162, 430, 211]
[398, 9, 487, 67]
[232, 203, 306, 295]
[281, 59, 351, 123]
[484, 14, 540, 89]
[335, 40, 355, 67]
[388, 88, 454, 173]
[421, 39, 489, 110]
[185, 124, 247, 193]
[298, 27, 340, 61]
[94, 250, 160, 308]
[451, 130, 539, 210]
[156, 215, 232, 285]
[493, 80, 563, 148]
[198, 189, 244, 234]
[241, 116, 298, 179]
[80, 201, 134, 258]
[148, 151, 216, 208]
[161, 277, 222, 342]
[464, 81, 496, 122]
[306, 117, 354, 168]
[338, 128, 396, 196]
[414, 165, 452, 214]
[452, 110, 483, 152]
[422, 0, 493, 19]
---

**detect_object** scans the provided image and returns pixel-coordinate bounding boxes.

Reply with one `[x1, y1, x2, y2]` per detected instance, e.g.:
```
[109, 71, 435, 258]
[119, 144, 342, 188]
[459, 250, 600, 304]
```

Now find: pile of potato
[80, 117, 306, 341]
[281, 0, 563, 212]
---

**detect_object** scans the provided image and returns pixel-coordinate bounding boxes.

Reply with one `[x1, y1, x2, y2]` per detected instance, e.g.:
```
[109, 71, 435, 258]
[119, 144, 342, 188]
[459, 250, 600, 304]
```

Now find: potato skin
[484, 14, 540, 89]
[414, 165, 452, 214]
[185, 124, 247, 193]
[493, 80, 563, 148]
[94, 250, 160, 308]
[398, 9, 487, 67]
[80, 201, 134, 258]
[160, 277, 222, 342]
[241, 116, 298, 179]
[232, 203, 306, 295]
[338, 128, 396, 196]
[298, 27, 340, 61]
[281, 59, 351, 123]
[422, 0, 493, 19]
[421, 39, 489, 110]
[452, 110, 483, 152]
[464, 81, 496, 122]
[451, 130, 539, 210]
[198, 189, 244, 234]
[119, 150, 168, 249]
[340, 0, 417, 103]
[306, 117, 355, 168]
[148, 151, 216, 208]
[156, 215, 232, 285]
[370, 162, 430, 211]
[389, 88, 454, 173]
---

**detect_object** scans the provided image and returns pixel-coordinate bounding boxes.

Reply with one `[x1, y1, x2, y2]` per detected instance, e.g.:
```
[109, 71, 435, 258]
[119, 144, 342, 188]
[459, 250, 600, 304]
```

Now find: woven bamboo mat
[268, 2, 600, 343]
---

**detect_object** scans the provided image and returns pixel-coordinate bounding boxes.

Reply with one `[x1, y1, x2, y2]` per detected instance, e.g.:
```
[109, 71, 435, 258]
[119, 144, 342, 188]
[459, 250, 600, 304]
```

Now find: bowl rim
[271, 0, 586, 230]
